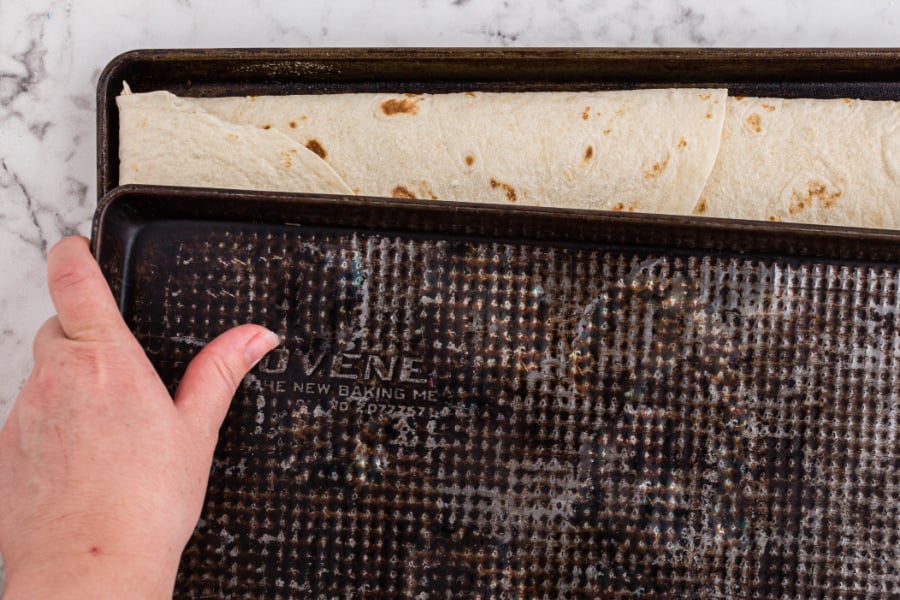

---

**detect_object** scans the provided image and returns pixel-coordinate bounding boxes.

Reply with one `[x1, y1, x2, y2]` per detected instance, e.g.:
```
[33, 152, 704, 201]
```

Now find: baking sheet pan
[95, 184, 900, 598]
[96, 47, 900, 200]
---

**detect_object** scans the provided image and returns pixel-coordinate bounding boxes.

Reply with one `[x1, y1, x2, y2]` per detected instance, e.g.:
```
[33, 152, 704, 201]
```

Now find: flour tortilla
[695, 96, 900, 227]
[119, 88, 727, 215]
[117, 91, 353, 194]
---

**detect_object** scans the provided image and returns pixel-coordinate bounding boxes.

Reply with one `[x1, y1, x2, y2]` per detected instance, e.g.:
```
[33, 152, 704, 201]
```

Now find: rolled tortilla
[117, 91, 353, 195]
[119, 88, 728, 215]
[695, 96, 900, 228]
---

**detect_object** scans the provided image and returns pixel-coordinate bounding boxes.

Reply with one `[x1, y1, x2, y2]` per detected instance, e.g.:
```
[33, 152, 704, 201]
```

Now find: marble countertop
[0, 0, 899, 591]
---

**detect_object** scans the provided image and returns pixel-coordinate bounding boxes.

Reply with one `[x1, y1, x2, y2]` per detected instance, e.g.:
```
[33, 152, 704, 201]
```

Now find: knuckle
[206, 351, 243, 388]
[27, 361, 58, 398]
[49, 260, 91, 295]
[32, 335, 46, 361]
[24, 339, 136, 411]
[56, 342, 116, 384]
[33, 317, 60, 353]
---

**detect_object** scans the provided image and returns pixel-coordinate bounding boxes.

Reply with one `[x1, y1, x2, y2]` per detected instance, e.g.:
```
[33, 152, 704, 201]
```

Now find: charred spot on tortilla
[643, 152, 671, 179]
[305, 139, 327, 159]
[381, 97, 420, 116]
[490, 178, 517, 203]
[603, 128, 612, 135]
[465, 154, 475, 166]
[843, 98, 854, 106]
[705, 113, 713, 119]
[746, 113, 762, 132]
[582, 106, 591, 120]
[226, 133, 239, 141]
[789, 180, 843, 215]
[699, 93, 711, 101]
[289, 120, 298, 128]
[761, 103, 776, 112]
[261, 124, 271, 130]
[583, 145, 594, 162]
[280, 150, 293, 168]
[392, 185, 416, 199]
[611, 201, 637, 212]
[678, 137, 688, 148]
[419, 180, 439, 200]
[695, 198, 708, 214]
[465, 91, 477, 97]
[735, 95, 745, 101]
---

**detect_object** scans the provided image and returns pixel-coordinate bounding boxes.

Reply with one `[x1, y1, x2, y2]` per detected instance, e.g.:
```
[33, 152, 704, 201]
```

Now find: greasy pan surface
[95, 185, 900, 598]
[97, 48, 900, 200]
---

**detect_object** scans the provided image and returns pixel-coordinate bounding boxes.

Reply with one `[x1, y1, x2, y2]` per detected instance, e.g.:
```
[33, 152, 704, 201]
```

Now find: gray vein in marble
[1, 158, 48, 258]
[0, 17, 47, 109]
[27, 119, 52, 140]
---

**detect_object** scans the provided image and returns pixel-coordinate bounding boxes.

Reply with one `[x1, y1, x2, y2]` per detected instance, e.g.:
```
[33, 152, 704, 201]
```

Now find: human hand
[0, 237, 280, 599]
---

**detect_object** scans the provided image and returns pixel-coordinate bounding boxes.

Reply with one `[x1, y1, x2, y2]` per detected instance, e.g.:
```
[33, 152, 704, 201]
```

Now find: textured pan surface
[95, 186, 900, 599]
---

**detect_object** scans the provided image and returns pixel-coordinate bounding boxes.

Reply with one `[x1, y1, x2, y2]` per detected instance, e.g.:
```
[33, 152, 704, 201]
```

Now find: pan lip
[93, 184, 900, 268]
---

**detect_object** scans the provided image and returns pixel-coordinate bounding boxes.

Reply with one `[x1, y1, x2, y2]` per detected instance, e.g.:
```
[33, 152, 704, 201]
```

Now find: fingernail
[245, 329, 282, 367]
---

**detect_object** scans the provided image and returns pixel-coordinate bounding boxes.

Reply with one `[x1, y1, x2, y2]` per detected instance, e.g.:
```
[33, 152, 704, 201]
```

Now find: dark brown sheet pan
[96, 47, 900, 200]
[95, 184, 900, 598]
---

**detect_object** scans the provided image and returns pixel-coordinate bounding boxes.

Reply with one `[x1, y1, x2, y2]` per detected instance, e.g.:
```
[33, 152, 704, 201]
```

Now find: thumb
[174, 325, 280, 439]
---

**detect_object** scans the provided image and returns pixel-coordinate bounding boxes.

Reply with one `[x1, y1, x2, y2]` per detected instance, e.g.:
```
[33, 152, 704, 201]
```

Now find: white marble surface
[0, 0, 898, 590]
